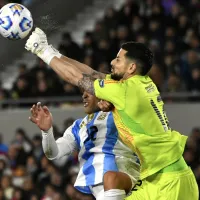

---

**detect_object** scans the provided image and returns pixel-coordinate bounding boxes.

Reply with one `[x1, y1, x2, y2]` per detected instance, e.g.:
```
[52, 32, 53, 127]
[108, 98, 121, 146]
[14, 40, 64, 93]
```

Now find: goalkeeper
[25, 28, 198, 200]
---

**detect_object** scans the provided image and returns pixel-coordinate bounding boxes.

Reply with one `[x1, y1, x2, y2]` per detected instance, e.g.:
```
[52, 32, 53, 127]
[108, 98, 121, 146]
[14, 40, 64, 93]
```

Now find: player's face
[110, 49, 135, 80]
[82, 91, 100, 114]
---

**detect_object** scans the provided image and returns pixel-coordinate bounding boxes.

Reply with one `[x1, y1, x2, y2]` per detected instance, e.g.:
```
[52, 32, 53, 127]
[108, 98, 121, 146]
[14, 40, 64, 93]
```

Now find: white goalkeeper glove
[25, 27, 62, 65]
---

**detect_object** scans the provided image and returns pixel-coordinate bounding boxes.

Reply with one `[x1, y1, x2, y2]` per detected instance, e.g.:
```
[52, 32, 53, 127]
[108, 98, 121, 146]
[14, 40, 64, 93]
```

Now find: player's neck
[124, 70, 143, 80]
[122, 73, 134, 80]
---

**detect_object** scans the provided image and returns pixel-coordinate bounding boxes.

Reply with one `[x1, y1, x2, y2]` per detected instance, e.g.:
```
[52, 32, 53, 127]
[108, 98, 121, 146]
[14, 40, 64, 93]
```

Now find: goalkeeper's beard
[111, 72, 124, 81]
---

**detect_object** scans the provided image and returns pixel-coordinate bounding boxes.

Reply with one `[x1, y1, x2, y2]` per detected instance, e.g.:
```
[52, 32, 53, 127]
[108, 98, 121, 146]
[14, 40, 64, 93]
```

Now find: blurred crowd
[0, 116, 199, 200]
[184, 128, 200, 196]
[0, 0, 200, 106]
[0, 0, 199, 199]
[0, 117, 95, 200]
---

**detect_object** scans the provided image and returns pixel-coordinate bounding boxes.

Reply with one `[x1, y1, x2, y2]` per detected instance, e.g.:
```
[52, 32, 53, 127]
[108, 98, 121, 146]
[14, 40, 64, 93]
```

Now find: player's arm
[29, 102, 77, 160]
[49, 56, 125, 108]
[25, 28, 106, 79]
[94, 79, 126, 110]
[42, 125, 78, 160]
[49, 57, 97, 95]
[25, 28, 105, 94]
[60, 55, 106, 79]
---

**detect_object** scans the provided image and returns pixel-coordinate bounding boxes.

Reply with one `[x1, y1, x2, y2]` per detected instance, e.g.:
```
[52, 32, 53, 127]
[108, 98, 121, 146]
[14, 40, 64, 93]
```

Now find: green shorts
[125, 167, 199, 200]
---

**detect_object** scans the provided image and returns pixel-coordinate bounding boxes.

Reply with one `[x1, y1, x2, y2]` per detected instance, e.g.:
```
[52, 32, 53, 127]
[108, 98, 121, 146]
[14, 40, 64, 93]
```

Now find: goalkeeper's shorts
[125, 167, 199, 200]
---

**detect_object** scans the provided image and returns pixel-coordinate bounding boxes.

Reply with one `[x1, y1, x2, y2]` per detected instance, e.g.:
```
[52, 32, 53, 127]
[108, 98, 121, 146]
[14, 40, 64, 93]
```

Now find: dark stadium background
[0, 0, 200, 199]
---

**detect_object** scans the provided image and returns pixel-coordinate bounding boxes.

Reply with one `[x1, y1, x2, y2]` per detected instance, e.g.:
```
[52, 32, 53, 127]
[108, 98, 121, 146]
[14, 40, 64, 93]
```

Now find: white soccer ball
[0, 3, 33, 40]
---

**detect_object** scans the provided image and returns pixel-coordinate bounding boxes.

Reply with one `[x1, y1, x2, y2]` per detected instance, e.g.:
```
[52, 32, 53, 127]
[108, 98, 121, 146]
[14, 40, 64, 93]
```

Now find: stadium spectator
[0, 0, 199, 105]
[58, 32, 83, 61]
[1, 0, 200, 198]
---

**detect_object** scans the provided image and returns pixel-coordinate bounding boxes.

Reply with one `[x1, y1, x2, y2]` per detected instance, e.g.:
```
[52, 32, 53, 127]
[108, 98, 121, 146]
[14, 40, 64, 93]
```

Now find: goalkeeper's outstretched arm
[60, 55, 106, 79]
[50, 57, 96, 95]
[25, 27, 102, 95]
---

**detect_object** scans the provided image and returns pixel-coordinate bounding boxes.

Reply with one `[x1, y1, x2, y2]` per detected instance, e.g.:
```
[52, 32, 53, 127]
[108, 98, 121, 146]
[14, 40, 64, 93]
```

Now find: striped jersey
[58, 111, 140, 194]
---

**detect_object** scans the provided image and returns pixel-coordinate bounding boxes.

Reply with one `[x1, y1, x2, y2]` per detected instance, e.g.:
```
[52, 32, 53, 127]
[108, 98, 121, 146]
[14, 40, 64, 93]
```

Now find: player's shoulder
[93, 112, 115, 129]
[128, 75, 150, 82]
[105, 74, 112, 80]
[95, 111, 112, 121]
[127, 75, 154, 88]
[72, 118, 84, 130]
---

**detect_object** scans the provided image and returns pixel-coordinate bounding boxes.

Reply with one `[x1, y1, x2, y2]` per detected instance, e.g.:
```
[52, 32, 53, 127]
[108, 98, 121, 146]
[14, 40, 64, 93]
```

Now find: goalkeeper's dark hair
[121, 42, 154, 75]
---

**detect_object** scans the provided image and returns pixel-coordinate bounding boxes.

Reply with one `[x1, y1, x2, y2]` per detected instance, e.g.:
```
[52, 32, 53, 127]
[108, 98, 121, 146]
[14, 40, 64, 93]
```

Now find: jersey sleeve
[57, 118, 82, 156]
[55, 124, 78, 158]
[94, 78, 126, 110]
[42, 125, 77, 160]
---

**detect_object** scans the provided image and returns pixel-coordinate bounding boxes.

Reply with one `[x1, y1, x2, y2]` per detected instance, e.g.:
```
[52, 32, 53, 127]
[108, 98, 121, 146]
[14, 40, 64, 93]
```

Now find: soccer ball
[0, 3, 33, 40]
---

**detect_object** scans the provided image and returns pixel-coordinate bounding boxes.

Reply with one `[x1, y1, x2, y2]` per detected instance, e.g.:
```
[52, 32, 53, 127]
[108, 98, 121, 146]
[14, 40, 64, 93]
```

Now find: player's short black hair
[121, 42, 154, 75]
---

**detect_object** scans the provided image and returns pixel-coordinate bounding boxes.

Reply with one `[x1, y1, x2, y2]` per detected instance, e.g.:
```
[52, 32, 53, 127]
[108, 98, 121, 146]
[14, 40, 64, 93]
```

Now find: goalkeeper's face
[110, 49, 136, 80]
[82, 91, 100, 114]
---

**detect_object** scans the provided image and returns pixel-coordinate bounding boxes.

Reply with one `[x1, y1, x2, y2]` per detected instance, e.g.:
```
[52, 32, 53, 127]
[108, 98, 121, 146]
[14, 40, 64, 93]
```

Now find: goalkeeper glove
[25, 27, 61, 65]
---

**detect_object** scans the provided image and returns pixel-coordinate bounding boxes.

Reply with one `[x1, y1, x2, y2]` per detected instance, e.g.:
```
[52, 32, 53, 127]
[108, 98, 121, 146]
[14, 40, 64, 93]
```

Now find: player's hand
[29, 102, 53, 131]
[98, 100, 114, 112]
[25, 27, 48, 55]
[25, 27, 61, 65]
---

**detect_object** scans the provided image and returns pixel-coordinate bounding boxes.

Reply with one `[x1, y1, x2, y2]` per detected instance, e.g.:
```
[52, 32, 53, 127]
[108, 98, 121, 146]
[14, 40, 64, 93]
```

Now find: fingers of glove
[25, 42, 37, 53]
[34, 28, 47, 42]
[35, 27, 45, 35]
[26, 34, 38, 45]
[25, 38, 32, 50]
[30, 33, 40, 43]
[25, 34, 41, 53]
[30, 33, 47, 48]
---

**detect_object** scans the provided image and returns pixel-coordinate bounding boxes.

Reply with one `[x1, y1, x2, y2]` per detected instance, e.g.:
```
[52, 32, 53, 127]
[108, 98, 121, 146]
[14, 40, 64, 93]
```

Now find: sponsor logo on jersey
[145, 83, 155, 93]
[98, 79, 104, 88]
[80, 121, 86, 128]
[97, 113, 107, 120]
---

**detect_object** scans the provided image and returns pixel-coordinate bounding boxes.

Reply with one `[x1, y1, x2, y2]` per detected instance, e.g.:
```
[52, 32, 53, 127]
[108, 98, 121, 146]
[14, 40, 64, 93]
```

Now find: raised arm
[25, 27, 106, 79]
[25, 28, 106, 95]
[50, 57, 96, 95]
[29, 102, 77, 160]
[42, 125, 78, 160]
[60, 55, 106, 79]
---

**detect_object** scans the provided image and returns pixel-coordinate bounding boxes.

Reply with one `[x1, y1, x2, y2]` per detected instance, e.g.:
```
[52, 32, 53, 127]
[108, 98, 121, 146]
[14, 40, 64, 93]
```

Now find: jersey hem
[140, 155, 186, 180]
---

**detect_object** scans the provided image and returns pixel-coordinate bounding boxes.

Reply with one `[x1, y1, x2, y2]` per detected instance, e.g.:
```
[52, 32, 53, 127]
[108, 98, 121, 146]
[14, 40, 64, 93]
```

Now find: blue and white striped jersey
[56, 111, 140, 194]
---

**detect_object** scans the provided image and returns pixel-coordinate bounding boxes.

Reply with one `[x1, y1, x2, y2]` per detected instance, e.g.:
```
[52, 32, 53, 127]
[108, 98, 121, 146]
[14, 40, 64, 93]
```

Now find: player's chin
[111, 73, 121, 81]
[110, 72, 115, 78]
[84, 107, 91, 114]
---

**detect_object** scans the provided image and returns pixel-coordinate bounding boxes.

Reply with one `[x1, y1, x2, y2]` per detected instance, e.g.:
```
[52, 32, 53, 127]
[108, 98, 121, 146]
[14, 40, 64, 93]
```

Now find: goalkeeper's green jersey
[94, 75, 187, 179]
